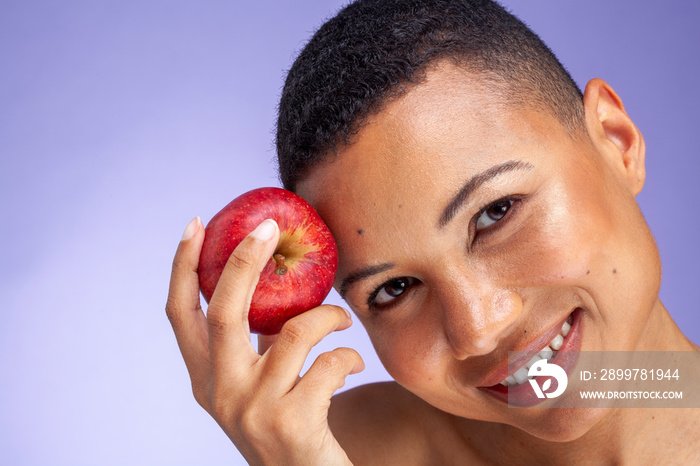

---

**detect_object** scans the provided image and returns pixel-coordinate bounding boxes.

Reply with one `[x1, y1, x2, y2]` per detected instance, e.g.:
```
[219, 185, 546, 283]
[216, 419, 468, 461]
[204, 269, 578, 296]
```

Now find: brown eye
[372, 277, 417, 307]
[476, 198, 513, 231]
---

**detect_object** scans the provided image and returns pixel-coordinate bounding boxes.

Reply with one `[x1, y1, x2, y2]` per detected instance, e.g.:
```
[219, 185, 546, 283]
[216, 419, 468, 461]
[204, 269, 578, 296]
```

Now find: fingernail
[250, 219, 278, 242]
[181, 216, 200, 241]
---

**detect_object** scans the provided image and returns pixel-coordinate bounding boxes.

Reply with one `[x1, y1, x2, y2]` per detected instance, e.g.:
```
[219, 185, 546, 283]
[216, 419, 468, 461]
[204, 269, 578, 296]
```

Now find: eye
[368, 276, 418, 309]
[476, 198, 514, 231]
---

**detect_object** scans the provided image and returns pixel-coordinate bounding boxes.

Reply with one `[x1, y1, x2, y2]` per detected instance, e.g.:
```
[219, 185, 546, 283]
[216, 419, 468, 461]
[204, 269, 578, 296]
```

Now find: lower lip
[481, 308, 583, 408]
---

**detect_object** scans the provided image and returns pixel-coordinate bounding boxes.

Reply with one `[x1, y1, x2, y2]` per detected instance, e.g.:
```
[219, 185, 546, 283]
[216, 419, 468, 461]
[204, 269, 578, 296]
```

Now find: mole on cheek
[613, 269, 617, 274]
[358, 229, 365, 235]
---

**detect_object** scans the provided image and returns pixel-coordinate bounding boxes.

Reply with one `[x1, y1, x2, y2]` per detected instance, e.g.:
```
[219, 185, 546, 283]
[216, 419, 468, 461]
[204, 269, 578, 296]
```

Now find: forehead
[296, 64, 567, 276]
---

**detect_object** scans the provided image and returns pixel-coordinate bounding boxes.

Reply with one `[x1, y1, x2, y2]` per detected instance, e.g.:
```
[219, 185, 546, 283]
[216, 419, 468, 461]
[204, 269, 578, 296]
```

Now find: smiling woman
[297, 60, 671, 437]
[165, 0, 700, 463]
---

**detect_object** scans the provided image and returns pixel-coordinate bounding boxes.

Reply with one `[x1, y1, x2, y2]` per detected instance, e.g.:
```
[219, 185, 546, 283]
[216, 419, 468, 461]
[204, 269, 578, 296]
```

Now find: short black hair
[276, 0, 584, 192]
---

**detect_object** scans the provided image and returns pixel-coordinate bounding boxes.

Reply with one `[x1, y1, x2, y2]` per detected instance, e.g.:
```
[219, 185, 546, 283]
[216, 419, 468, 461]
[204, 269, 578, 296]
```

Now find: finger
[294, 347, 365, 405]
[259, 305, 353, 391]
[207, 219, 280, 379]
[166, 217, 210, 382]
[257, 334, 278, 355]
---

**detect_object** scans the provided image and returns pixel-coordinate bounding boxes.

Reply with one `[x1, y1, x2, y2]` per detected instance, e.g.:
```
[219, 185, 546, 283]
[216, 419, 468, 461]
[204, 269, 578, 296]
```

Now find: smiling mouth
[479, 308, 582, 405]
[499, 313, 573, 387]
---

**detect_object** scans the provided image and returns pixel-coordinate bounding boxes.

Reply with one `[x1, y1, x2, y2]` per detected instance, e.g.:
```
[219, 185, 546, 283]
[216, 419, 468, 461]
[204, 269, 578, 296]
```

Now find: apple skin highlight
[198, 187, 339, 335]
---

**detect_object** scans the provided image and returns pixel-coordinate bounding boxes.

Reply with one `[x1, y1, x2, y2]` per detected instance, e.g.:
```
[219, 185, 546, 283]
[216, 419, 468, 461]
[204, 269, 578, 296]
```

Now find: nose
[437, 276, 523, 360]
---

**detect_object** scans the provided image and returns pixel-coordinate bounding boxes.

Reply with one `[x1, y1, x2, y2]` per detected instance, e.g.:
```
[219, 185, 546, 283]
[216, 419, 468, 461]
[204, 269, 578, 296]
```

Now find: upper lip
[476, 312, 573, 388]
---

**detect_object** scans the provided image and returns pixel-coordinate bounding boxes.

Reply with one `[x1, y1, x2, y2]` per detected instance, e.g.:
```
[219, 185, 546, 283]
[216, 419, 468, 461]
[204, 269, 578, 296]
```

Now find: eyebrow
[339, 263, 394, 300]
[338, 160, 533, 300]
[438, 160, 533, 228]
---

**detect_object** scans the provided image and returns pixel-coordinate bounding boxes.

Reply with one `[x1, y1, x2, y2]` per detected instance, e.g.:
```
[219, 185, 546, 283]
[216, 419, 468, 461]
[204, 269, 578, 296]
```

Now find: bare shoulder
[328, 382, 432, 464]
[328, 382, 481, 465]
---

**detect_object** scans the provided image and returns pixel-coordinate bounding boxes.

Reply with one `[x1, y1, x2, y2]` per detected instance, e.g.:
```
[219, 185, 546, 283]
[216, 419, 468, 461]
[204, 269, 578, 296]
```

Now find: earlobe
[583, 78, 646, 195]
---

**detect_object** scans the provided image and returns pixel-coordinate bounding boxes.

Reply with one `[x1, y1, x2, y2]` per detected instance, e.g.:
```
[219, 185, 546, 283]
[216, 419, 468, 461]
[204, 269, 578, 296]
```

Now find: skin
[167, 63, 700, 464]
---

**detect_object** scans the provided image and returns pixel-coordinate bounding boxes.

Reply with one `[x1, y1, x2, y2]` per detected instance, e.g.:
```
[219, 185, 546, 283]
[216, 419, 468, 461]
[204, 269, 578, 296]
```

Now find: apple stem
[273, 253, 288, 275]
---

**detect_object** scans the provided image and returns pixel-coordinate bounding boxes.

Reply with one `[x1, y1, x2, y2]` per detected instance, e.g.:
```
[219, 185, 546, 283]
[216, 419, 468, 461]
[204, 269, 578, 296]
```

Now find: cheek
[365, 314, 448, 390]
[500, 173, 660, 335]
[498, 180, 608, 287]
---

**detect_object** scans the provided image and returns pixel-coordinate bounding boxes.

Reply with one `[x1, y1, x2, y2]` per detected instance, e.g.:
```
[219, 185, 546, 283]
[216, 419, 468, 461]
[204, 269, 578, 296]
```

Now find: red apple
[198, 187, 338, 335]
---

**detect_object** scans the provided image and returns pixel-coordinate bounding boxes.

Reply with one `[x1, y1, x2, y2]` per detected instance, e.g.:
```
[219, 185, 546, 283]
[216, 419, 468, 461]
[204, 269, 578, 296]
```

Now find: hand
[166, 217, 364, 465]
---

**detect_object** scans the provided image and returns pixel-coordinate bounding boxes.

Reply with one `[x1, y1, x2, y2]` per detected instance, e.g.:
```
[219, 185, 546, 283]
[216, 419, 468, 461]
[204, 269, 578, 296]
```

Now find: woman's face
[296, 64, 661, 440]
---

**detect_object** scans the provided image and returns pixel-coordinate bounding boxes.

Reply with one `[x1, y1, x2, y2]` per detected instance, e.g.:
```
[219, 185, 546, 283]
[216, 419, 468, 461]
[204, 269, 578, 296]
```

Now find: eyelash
[366, 196, 520, 312]
[367, 276, 418, 311]
[472, 196, 519, 239]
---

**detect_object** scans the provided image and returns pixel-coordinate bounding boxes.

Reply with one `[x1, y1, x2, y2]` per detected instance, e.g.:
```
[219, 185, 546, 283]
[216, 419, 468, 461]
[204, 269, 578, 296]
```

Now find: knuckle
[277, 319, 313, 348]
[228, 246, 257, 271]
[316, 351, 344, 374]
[238, 404, 265, 436]
[165, 299, 182, 328]
[191, 382, 211, 411]
[226, 397, 305, 446]
[236, 399, 285, 443]
[263, 403, 301, 441]
[170, 253, 185, 273]
[207, 316, 231, 338]
[206, 310, 235, 338]
[235, 407, 255, 435]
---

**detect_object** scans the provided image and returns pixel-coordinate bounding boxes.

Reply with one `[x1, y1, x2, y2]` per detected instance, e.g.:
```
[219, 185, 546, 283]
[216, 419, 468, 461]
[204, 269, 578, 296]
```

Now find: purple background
[1, 1, 697, 464]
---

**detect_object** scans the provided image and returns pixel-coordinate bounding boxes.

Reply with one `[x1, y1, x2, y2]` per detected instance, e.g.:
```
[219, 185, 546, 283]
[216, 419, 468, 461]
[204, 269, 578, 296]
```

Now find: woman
[166, 0, 700, 463]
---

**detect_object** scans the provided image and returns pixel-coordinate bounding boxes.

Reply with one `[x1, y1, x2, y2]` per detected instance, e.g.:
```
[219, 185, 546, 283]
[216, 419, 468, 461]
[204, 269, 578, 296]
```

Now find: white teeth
[561, 321, 571, 337]
[550, 334, 564, 351]
[513, 367, 529, 384]
[525, 355, 541, 369]
[539, 346, 554, 361]
[495, 315, 574, 387]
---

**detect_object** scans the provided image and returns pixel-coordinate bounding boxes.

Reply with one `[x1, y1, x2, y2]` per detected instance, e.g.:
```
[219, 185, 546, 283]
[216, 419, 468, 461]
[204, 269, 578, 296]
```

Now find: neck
[635, 299, 698, 352]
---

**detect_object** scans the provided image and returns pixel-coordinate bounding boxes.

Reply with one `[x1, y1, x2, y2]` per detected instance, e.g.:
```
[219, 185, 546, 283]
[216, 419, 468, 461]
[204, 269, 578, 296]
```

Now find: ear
[582, 78, 646, 195]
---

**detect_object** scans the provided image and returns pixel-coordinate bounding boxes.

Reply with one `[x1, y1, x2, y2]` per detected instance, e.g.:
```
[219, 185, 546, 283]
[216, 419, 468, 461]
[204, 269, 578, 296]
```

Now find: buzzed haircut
[276, 0, 585, 192]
